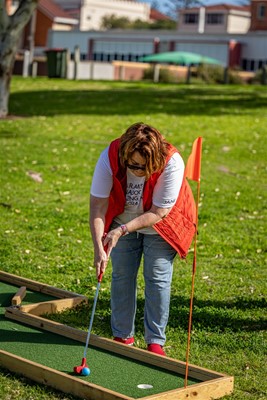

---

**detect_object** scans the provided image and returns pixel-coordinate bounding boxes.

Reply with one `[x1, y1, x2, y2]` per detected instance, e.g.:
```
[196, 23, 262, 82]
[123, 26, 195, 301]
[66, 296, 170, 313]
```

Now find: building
[45, 1, 266, 72]
[250, 0, 267, 30]
[47, 29, 266, 71]
[10, 0, 267, 75]
[17, 0, 170, 51]
[52, 0, 151, 30]
[6, 0, 78, 52]
[24, 0, 78, 49]
[178, 4, 251, 34]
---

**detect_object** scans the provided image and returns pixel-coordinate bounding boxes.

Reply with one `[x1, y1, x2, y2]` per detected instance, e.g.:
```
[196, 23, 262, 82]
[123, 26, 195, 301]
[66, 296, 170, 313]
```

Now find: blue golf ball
[81, 367, 90, 376]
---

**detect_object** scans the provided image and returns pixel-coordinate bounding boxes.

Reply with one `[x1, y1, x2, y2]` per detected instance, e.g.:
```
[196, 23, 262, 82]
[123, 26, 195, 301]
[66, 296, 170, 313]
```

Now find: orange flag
[185, 137, 203, 182]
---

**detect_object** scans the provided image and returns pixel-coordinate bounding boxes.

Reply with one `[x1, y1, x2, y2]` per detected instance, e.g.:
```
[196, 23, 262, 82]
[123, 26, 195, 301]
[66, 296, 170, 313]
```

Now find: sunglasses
[126, 163, 146, 171]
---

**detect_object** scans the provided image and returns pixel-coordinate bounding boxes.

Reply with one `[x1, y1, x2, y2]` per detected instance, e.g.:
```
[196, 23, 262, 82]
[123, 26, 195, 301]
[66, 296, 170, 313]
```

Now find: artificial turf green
[0, 282, 199, 398]
[0, 282, 57, 305]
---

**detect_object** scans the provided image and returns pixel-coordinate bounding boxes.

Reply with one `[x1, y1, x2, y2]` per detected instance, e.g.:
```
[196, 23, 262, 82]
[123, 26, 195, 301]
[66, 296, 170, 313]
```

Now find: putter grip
[98, 272, 103, 282]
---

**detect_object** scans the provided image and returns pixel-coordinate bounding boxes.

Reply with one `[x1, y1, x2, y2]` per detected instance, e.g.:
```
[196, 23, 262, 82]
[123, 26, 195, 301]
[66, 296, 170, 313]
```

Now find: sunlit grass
[0, 77, 266, 400]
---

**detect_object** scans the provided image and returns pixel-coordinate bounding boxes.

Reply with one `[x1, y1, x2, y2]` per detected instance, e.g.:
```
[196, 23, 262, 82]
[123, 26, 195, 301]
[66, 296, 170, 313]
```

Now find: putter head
[73, 365, 83, 374]
[73, 357, 88, 374]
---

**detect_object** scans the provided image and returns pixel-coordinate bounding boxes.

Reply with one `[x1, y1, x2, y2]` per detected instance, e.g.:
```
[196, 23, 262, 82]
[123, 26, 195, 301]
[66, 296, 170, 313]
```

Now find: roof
[38, 0, 78, 23]
[64, 8, 81, 20]
[150, 8, 171, 21]
[183, 3, 251, 12]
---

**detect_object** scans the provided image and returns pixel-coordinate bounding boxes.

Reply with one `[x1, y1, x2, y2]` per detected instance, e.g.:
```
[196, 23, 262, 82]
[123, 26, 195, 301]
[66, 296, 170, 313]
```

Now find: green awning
[139, 51, 223, 66]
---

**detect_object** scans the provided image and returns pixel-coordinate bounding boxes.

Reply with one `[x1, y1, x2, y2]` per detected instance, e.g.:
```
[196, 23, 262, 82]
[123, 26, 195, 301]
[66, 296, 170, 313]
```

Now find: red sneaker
[147, 344, 166, 356]
[114, 337, 134, 345]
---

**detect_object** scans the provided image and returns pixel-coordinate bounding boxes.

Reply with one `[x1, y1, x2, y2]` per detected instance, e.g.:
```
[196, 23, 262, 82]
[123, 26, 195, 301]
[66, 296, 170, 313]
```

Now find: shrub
[143, 66, 178, 83]
[197, 64, 244, 84]
[228, 70, 244, 84]
[250, 67, 267, 84]
[197, 64, 224, 83]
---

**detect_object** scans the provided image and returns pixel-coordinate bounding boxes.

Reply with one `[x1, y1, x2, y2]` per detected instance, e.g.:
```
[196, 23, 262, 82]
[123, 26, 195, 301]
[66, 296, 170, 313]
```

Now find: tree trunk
[0, 48, 15, 118]
[0, 0, 38, 118]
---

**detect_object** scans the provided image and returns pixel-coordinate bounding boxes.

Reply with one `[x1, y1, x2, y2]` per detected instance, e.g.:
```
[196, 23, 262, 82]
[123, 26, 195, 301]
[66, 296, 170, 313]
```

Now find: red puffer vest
[104, 138, 196, 259]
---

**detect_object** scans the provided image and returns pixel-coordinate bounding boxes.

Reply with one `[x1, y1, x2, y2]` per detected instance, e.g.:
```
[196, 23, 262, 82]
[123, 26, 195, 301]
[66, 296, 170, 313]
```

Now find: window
[258, 4, 266, 19]
[206, 13, 224, 24]
[184, 13, 199, 24]
[242, 59, 248, 70]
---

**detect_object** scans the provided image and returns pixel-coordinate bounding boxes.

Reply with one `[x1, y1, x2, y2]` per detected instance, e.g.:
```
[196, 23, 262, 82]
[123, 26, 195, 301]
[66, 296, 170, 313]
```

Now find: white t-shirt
[90, 146, 184, 234]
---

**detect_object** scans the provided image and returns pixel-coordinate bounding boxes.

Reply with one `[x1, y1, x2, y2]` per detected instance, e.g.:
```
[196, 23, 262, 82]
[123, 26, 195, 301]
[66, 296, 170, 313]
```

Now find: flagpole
[184, 177, 201, 387]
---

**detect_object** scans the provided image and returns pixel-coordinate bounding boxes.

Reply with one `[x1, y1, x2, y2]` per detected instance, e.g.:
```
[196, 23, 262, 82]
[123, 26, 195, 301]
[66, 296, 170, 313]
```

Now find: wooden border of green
[19, 297, 87, 315]
[0, 270, 87, 300]
[12, 286, 27, 306]
[1, 271, 234, 400]
[0, 350, 131, 400]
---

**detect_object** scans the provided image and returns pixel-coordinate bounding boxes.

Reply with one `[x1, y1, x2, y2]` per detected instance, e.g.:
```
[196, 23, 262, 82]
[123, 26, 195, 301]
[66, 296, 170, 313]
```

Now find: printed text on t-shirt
[126, 182, 144, 206]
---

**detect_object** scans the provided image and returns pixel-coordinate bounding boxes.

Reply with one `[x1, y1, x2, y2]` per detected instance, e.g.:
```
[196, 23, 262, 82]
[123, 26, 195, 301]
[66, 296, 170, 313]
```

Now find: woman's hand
[94, 242, 109, 279]
[103, 226, 122, 257]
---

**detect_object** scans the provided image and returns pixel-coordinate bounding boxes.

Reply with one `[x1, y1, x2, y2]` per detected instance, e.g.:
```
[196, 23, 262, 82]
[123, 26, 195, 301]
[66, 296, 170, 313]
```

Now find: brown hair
[119, 122, 168, 179]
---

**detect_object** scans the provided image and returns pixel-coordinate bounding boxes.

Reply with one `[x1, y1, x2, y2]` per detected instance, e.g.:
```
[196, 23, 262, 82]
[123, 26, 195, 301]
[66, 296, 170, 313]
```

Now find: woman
[90, 122, 196, 356]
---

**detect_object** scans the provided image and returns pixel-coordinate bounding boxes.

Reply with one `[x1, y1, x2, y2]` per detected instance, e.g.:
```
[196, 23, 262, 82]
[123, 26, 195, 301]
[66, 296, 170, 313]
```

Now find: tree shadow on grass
[76, 296, 267, 335]
[1, 285, 266, 338]
[167, 295, 267, 332]
[50, 293, 267, 336]
[8, 87, 266, 117]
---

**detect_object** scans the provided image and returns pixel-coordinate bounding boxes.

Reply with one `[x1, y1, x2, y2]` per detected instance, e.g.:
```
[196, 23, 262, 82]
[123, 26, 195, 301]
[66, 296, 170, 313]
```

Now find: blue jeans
[110, 231, 176, 346]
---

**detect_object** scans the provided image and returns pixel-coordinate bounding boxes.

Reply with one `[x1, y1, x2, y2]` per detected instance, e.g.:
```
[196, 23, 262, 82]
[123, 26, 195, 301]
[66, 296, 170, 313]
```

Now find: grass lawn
[0, 77, 266, 400]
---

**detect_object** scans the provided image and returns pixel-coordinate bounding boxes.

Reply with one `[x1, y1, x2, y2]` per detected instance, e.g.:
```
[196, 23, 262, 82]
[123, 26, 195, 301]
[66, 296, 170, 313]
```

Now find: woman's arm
[103, 204, 172, 252]
[90, 195, 109, 278]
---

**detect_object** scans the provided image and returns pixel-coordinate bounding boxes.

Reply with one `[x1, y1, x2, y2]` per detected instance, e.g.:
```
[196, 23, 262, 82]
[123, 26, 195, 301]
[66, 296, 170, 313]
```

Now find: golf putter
[74, 238, 107, 374]
[73, 271, 104, 374]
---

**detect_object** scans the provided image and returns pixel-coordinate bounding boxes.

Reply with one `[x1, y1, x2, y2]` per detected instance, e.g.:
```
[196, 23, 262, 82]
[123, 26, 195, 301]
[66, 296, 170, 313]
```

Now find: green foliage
[143, 65, 250, 85]
[0, 78, 266, 400]
[134, 19, 177, 30]
[227, 71, 244, 85]
[143, 66, 178, 83]
[101, 14, 131, 29]
[196, 65, 244, 84]
[101, 14, 176, 30]
[196, 64, 224, 83]
[250, 67, 267, 85]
